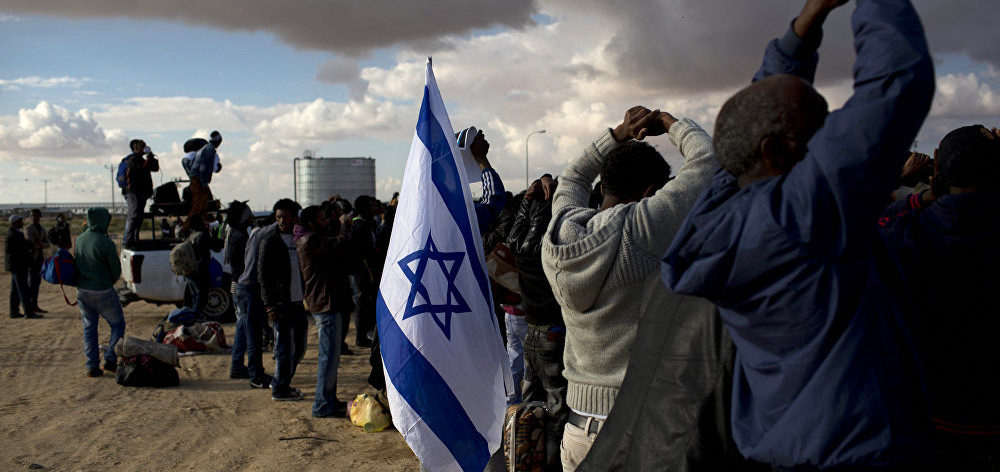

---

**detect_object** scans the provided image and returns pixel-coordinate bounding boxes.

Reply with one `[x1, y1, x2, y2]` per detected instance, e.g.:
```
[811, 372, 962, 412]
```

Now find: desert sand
[0, 275, 420, 471]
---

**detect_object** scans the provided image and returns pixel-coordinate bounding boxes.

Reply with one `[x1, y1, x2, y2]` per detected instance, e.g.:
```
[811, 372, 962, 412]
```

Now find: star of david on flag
[376, 58, 513, 472]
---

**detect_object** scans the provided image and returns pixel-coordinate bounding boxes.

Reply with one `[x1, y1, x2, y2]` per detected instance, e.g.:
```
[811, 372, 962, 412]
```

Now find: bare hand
[900, 152, 931, 179]
[613, 107, 672, 142]
[794, 0, 849, 38]
[540, 174, 555, 200]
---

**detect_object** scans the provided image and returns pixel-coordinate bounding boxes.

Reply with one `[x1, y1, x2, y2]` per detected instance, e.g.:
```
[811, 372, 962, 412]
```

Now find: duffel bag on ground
[504, 401, 547, 472]
[116, 355, 179, 388]
[163, 321, 228, 352]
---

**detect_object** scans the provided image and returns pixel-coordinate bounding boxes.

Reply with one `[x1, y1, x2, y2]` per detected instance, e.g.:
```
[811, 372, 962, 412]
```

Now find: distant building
[293, 152, 376, 206]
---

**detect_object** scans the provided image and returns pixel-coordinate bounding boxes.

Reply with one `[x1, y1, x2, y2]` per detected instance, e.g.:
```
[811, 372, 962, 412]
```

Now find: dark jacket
[224, 226, 250, 282]
[126, 152, 159, 198]
[296, 225, 356, 315]
[661, 1, 935, 467]
[50, 221, 72, 249]
[258, 230, 299, 308]
[4, 226, 31, 272]
[579, 304, 761, 472]
[507, 195, 562, 326]
[351, 215, 380, 286]
[880, 191, 1000, 436]
[190, 230, 223, 281]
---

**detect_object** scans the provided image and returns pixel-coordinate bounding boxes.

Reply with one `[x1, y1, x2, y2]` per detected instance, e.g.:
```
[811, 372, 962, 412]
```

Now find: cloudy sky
[0, 1, 997, 209]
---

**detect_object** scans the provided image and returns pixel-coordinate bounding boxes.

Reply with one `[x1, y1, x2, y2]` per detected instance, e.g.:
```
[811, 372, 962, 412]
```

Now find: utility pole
[41, 179, 49, 207]
[103, 164, 116, 214]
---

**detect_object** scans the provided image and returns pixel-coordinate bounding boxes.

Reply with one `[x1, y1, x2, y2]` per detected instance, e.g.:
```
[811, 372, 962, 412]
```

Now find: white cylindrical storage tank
[294, 156, 376, 207]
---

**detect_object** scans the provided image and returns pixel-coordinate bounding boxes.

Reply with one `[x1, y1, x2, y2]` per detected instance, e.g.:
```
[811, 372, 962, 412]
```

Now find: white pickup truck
[118, 238, 235, 321]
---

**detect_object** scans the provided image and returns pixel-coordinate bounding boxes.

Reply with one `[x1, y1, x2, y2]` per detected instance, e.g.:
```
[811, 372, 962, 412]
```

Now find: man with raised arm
[662, 0, 935, 468]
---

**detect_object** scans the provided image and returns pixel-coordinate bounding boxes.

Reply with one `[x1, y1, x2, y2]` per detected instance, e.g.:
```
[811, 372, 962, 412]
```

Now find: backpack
[169, 235, 197, 276]
[115, 156, 130, 189]
[41, 248, 78, 306]
[115, 355, 179, 388]
[503, 401, 547, 472]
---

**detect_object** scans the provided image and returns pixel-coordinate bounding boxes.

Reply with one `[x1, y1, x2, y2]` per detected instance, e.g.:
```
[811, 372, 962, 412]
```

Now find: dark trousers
[28, 262, 42, 311]
[271, 302, 308, 394]
[356, 285, 376, 345]
[232, 284, 267, 379]
[9, 270, 32, 316]
[522, 324, 569, 470]
[185, 274, 210, 317]
[123, 192, 147, 246]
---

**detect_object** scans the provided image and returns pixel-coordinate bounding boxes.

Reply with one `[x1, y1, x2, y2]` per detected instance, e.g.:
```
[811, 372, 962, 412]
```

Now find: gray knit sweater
[541, 118, 718, 416]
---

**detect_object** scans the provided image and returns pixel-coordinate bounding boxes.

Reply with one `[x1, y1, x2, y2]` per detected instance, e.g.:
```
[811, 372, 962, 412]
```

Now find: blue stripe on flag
[377, 293, 489, 471]
[415, 87, 492, 308]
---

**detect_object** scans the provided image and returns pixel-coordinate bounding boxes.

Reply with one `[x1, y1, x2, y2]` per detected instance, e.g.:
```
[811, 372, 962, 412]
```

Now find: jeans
[271, 302, 307, 394]
[524, 324, 569, 470]
[28, 261, 42, 311]
[77, 288, 126, 370]
[9, 270, 32, 316]
[123, 192, 147, 246]
[232, 284, 266, 378]
[312, 311, 343, 416]
[505, 312, 528, 405]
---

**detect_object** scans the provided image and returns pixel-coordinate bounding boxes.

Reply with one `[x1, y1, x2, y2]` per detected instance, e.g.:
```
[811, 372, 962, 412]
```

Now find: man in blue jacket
[661, 0, 935, 468]
[182, 130, 222, 230]
[880, 125, 1000, 468]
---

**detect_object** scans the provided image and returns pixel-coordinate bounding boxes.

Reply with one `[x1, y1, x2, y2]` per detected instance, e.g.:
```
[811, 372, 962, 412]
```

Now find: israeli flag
[377, 58, 512, 471]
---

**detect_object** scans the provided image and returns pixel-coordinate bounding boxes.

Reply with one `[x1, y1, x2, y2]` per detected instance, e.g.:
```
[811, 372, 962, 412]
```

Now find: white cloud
[0, 13, 21, 22]
[0, 76, 89, 89]
[931, 72, 1000, 119]
[0, 101, 125, 160]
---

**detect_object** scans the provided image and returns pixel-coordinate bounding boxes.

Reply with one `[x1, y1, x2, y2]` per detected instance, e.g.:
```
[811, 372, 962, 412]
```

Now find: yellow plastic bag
[349, 392, 392, 433]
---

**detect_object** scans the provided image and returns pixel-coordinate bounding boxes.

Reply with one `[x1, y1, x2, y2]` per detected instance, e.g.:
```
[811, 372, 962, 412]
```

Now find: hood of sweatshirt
[86, 207, 111, 235]
[542, 203, 632, 312]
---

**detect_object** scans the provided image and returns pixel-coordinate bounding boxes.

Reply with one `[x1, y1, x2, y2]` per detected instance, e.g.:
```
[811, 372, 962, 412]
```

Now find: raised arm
[474, 168, 506, 234]
[753, 0, 846, 83]
[631, 117, 718, 255]
[782, 0, 934, 252]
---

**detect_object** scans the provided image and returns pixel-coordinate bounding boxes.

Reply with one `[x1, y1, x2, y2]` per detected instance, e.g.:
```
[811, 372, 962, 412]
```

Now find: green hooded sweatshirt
[74, 207, 121, 290]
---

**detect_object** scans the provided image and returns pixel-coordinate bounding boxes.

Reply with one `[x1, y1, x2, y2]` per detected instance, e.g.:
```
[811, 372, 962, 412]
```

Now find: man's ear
[759, 136, 783, 174]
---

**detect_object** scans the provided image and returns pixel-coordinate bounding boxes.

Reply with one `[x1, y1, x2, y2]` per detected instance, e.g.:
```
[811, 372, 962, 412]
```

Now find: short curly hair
[600, 140, 671, 199]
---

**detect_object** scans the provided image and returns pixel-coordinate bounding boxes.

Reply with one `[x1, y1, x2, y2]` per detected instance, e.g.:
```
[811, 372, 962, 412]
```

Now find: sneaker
[341, 343, 355, 356]
[102, 360, 118, 373]
[9, 313, 24, 319]
[34, 307, 48, 314]
[86, 368, 103, 378]
[249, 374, 273, 389]
[313, 403, 348, 418]
[272, 388, 303, 401]
[24, 313, 43, 319]
[229, 367, 250, 379]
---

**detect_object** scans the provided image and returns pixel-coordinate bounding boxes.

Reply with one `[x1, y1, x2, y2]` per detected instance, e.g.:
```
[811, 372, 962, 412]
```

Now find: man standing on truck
[123, 140, 159, 248]
[182, 131, 222, 230]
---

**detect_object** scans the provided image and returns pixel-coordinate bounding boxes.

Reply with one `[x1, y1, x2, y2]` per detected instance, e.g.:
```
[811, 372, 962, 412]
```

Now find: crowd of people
[5, 0, 1000, 469]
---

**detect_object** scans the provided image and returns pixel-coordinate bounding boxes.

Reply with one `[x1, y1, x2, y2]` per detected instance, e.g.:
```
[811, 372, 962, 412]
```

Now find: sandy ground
[0, 275, 420, 471]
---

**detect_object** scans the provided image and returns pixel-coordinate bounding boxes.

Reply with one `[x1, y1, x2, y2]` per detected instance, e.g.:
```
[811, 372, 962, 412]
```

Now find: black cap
[210, 130, 222, 146]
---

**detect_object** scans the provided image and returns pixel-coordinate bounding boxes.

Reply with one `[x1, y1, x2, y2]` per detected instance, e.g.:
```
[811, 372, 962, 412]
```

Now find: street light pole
[525, 129, 546, 190]
[103, 164, 116, 214]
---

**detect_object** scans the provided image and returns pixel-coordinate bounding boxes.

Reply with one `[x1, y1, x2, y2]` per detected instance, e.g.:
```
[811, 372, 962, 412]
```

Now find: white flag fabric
[377, 58, 512, 472]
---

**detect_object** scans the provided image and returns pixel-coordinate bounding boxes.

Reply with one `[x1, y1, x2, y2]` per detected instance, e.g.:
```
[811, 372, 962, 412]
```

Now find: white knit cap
[8, 214, 23, 224]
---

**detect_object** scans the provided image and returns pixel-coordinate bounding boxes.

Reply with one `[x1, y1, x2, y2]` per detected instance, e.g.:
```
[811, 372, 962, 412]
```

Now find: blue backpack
[42, 248, 78, 306]
[116, 156, 130, 189]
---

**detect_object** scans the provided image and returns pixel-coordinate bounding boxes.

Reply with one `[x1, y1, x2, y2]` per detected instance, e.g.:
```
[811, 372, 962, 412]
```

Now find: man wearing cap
[879, 125, 1000, 468]
[6, 214, 38, 319]
[182, 130, 223, 229]
[123, 139, 159, 248]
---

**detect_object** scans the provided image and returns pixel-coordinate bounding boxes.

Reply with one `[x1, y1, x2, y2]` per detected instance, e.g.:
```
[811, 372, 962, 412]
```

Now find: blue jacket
[182, 143, 220, 184]
[880, 191, 1000, 436]
[661, 0, 935, 468]
[474, 167, 505, 234]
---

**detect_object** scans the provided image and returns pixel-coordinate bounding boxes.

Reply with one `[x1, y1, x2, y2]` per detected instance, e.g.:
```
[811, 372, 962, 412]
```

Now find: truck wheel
[203, 287, 236, 323]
